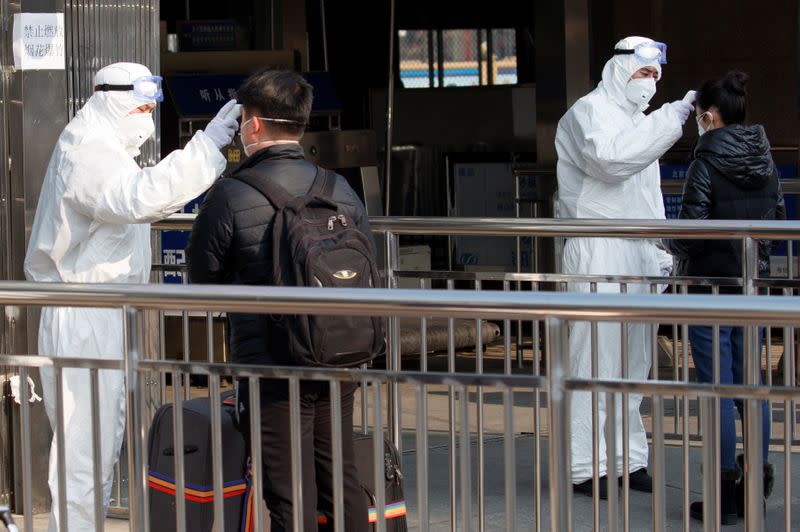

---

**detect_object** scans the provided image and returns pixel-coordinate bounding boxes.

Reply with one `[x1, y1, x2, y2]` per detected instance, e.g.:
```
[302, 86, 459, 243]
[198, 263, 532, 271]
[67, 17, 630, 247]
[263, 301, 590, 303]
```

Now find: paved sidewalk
[13, 438, 797, 531]
[12, 375, 798, 531]
[11, 513, 129, 531]
[398, 432, 800, 531]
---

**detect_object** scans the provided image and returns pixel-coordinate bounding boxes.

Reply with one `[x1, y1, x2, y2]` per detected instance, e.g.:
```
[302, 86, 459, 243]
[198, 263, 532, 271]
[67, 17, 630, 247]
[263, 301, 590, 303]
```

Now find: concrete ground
[398, 432, 799, 531]
[11, 514, 129, 531]
[17, 438, 794, 531]
[12, 374, 799, 531]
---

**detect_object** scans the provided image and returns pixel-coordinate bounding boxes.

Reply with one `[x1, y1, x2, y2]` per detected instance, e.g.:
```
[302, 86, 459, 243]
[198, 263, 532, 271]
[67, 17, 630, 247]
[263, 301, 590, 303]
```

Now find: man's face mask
[238, 116, 305, 157]
[625, 77, 657, 110]
[238, 117, 258, 156]
[117, 113, 155, 156]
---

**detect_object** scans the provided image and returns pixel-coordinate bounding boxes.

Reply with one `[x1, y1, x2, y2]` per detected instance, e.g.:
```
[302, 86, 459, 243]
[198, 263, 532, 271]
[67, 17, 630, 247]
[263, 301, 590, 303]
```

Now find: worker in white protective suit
[555, 37, 696, 498]
[24, 62, 240, 531]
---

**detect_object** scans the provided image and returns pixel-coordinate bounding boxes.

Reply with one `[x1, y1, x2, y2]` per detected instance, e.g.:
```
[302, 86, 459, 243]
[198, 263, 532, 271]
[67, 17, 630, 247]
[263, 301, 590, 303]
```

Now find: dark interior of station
[152, 0, 800, 275]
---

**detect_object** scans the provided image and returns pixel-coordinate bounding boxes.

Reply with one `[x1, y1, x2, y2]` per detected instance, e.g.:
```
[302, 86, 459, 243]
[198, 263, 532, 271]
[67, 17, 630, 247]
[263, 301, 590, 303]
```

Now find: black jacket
[186, 144, 372, 365]
[666, 125, 785, 286]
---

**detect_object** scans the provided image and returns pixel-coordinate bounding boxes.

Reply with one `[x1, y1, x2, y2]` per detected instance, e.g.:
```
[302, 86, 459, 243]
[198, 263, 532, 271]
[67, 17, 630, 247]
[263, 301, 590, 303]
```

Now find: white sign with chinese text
[12, 13, 66, 71]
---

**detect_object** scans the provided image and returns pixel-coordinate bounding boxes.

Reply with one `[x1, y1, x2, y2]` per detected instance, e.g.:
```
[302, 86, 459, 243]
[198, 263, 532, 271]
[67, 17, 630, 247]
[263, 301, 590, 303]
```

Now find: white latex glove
[682, 90, 697, 105]
[655, 247, 673, 293]
[203, 99, 242, 150]
[9, 375, 42, 405]
[656, 247, 674, 277]
[668, 98, 694, 124]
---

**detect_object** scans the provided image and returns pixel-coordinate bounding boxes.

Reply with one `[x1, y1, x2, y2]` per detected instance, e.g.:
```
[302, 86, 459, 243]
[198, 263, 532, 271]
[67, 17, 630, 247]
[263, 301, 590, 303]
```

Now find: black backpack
[234, 167, 384, 367]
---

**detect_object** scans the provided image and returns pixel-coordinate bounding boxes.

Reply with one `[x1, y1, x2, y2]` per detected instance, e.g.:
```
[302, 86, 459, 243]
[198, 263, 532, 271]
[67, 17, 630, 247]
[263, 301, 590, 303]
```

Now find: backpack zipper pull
[338, 215, 348, 227]
[327, 216, 336, 230]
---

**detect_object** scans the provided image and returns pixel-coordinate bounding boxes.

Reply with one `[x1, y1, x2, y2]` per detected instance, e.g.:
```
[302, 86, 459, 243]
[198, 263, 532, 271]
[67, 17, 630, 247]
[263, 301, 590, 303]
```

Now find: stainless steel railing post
[742, 237, 765, 531]
[124, 306, 147, 531]
[384, 231, 401, 449]
[547, 317, 572, 532]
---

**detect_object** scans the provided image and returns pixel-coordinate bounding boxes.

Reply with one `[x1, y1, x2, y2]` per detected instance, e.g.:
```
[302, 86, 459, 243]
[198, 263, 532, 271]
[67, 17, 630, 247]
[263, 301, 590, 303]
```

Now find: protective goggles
[94, 75, 164, 103]
[614, 41, 667, 65]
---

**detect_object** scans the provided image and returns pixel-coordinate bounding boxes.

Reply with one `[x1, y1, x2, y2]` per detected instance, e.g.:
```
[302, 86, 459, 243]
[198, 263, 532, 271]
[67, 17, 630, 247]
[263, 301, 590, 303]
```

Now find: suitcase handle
[0, 506, 18, 532]
[163, 445, 199, 456]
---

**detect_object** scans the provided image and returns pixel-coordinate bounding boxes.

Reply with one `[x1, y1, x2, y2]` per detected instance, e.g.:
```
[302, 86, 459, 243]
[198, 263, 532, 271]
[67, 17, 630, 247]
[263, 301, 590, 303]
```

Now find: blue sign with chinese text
[660, 163, 689, 180]
[165, 74, 246, 118]
[159, 194, 207, 284]
[165, 72, 342, 119]
[160, 230, 189, 284]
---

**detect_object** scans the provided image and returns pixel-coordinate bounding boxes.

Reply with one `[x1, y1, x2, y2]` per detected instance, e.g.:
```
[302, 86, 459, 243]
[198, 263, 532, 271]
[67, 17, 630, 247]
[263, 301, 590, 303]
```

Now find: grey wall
[1, 0, 70, 512]
[370, 84, 536, 221]
[371, 85, 536, 155]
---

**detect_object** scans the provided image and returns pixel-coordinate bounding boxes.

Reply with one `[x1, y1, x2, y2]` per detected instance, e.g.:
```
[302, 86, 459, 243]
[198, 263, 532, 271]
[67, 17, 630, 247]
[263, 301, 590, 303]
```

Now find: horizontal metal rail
[3, 353, 798, 403]
[660, 178, 800, 195]
[151, 264, 743, 288]
[152, 214, 800, 240]
[151, 265, 800, 293]
[371, 217, 800, 239]
[567, 377, 800, 402]
[2, 281, 800, 325]
[390, 269, 740, 286]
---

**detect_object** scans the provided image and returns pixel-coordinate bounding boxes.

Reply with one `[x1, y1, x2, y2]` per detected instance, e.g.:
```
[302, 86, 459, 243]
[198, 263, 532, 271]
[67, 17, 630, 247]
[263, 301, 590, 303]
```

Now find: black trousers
[239, 378, 368, 532]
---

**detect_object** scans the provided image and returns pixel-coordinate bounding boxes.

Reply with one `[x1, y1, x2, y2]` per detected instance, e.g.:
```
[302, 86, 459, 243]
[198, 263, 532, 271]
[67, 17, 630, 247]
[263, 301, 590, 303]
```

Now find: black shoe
[573, 476, 609, 499]
[690, 501, 738, 526]
[736, 454, 775, 498]
[690, 471, 738, 526]
[620, 468, 653, 493]
[764, 462, 775, 499]
[735, 478, 768, 518]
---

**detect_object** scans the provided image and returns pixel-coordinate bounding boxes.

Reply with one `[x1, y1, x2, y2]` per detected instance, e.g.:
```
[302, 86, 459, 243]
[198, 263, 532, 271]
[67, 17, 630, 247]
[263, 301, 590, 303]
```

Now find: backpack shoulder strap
[308, 167, 336, 199]
[233, 169, 294, 210]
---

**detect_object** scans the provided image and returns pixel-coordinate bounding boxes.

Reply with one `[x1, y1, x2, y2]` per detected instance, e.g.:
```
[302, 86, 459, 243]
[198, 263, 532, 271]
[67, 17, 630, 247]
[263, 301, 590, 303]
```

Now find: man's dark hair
[236, 69, 313, 137]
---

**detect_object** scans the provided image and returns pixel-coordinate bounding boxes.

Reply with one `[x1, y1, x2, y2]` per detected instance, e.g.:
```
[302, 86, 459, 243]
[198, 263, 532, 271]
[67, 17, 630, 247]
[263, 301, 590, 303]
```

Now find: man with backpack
[187, 69, 376, 531]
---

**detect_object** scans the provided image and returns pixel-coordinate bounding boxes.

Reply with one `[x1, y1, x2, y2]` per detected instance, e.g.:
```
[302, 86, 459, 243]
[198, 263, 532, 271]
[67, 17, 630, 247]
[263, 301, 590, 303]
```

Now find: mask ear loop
[699, 111, 713, 130]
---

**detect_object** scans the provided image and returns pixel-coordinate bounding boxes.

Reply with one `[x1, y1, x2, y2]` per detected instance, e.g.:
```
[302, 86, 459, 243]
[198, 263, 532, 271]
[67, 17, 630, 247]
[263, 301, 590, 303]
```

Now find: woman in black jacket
[668, 71, 783, 525]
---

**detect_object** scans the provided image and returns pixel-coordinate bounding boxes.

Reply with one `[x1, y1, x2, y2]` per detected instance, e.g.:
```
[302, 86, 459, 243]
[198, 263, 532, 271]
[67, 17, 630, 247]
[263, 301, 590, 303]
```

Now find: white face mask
[696, 111, 713, 136]
[625, 77, 657, 110]
[117, 113, 155, 156]
[240, 117, 299, 157]
[240, 117, 259, 156]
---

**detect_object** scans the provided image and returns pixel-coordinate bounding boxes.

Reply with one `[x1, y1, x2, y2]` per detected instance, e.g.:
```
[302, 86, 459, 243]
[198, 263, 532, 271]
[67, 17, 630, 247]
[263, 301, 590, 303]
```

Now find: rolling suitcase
[352, 432, 408, 531]
[147, 390, 249, 532]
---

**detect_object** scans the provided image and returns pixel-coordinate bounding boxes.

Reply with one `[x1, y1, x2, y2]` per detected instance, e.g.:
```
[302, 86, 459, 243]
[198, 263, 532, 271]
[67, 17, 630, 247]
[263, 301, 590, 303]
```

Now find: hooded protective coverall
[555, 37, 685, 483]
[24, 62, 235, 530]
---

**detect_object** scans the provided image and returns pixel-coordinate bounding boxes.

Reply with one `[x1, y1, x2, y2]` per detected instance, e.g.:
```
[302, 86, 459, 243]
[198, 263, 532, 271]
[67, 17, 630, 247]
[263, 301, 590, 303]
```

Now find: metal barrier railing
[2, 282, 800, 531]
[125, 216, 800, 530]
[3, 216, 799, 529]
[151, 215, 800, 424]
[151, 219, 800, 441]
[154, 213, 800, 239]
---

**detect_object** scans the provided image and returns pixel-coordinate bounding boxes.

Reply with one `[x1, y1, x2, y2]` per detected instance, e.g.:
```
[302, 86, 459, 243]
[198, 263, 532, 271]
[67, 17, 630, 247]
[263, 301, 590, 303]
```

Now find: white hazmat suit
[555, 37, 692, 484]
[24, 62, 239, 530]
